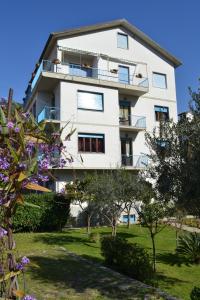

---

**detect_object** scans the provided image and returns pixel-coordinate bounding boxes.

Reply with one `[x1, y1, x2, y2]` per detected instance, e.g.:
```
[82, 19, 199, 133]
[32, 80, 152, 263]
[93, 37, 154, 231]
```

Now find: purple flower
[7, 121, 14, 128]
[0, 173, 9, 182]
[18, 162, 26, 170]
[23, 295, 36, 300]
[14, 127, 20, 133]
[59, 158, 66, 168]
[16, 263, 23, 271]
[0, 227, 7, 238]
[22, 112, 30, 119]
[38, 174, 49, 182]
[21, 256, 30, 265]
[38, 158, 49, 170]
[0, 157, 10, 170]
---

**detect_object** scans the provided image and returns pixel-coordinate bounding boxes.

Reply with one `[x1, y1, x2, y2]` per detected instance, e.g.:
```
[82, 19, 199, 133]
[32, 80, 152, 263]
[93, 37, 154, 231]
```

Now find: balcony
[37, 106, 60, 123]
[119, 115, 146, 131]
[26, 60, 149, 103]
[121, 155, 148, 169]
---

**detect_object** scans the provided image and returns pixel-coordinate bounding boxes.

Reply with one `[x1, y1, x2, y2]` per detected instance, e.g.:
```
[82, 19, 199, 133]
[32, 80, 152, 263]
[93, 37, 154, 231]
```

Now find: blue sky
[0, 0, 199, 113]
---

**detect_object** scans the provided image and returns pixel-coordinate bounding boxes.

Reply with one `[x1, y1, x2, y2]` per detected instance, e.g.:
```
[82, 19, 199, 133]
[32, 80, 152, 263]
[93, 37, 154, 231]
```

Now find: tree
[65, 177, 96, 234]
[87, 169, 137, 236]
[0, 89, 71, 299]
[135, 180, 172, 272]
[145, 83, 200, 217]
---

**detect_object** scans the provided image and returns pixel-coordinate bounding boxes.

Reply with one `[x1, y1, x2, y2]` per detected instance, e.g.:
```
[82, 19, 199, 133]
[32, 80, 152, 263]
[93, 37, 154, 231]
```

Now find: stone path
[58, 246, 181, 300]
[170, 223, 200, 233]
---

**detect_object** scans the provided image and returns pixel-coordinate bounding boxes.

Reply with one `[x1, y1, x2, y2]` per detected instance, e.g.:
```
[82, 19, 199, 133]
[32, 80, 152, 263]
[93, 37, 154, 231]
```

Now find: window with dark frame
[152, 72, 167, 89]
[154, 106, 169, 121]
[117, 33, 128, 49]
[77, 91, 104, 111]
[78, 133, 105, 153]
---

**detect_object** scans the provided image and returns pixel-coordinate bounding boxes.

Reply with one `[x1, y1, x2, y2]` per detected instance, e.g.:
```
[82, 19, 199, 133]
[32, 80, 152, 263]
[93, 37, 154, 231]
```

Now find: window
[77, 91, 103, 111]
[117, 33, 128, 49]
[154, 106, 169, 121]
[153, 72, 167, 89]
[78, 133, 105, 153]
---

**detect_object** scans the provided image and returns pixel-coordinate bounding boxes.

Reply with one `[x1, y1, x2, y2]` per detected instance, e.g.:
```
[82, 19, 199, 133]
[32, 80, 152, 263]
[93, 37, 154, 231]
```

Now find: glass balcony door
[119, 101, 131, 125]
[118, 65, 130, 84]
[121, 138, 132, 166]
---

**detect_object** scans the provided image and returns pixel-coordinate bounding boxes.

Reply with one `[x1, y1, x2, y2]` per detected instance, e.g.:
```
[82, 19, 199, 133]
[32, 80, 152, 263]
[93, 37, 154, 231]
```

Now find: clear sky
[0, 0, 199, 113]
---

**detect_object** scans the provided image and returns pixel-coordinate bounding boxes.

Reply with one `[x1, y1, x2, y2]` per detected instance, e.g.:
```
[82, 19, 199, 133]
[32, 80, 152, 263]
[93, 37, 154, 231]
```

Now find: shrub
[88, 232, 100, 243]
[12, 193, 70, 232]
[101, 235, 152, 281]
[176, 232, 200, 264]
[190, 286, 200, 300]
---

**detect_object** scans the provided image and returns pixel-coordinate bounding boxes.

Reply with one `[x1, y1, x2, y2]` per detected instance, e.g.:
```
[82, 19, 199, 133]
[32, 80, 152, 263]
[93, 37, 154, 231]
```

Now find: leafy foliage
[101, 235, 153, 281]
[12, 193, 71, 232]
[145, 85, 200, 217]
[190, 286, 200, 300]
[176, 232, 200, 264]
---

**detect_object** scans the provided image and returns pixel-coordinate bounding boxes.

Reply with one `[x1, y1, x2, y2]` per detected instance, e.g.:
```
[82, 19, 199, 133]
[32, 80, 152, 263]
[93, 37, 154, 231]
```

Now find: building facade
[24, 19, 181, 223]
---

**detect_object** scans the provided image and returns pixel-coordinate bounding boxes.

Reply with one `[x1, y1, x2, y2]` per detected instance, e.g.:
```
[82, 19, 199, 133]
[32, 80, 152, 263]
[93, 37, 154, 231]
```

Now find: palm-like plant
[176, 232, 200, 264]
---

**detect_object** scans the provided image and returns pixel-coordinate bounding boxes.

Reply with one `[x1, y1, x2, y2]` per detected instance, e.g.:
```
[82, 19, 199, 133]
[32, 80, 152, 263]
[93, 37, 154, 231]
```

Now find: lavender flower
[38, 158, 49, 170]
[0, 227, 7, 238]
[0, 173, 9, 182]
[7, 121, 14, 129]
[14, 127, 20, 133]
[38, 174, 49, 182]
[21, 256, 30, 265]
[16, 263, 23, 271]
[0, 157, 10, 170]
[23, 295, 36, 300]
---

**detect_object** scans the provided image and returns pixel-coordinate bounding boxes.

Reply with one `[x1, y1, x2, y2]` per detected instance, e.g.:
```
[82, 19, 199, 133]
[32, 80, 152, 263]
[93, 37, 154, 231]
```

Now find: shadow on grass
[156, 252, 191, 267]
[33, 232, 88, 246]
[27, 253, 151, 299]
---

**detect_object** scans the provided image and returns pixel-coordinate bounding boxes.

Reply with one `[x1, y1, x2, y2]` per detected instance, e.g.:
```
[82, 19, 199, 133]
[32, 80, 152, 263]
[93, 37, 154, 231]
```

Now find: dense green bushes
[190, 286, 200, 300]
[101, 235, 152, 281]
[12, 193, 70, 232]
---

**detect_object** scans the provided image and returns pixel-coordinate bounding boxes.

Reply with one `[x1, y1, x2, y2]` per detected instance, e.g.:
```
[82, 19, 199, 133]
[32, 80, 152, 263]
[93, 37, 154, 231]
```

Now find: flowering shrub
[0, 94, 72, 299]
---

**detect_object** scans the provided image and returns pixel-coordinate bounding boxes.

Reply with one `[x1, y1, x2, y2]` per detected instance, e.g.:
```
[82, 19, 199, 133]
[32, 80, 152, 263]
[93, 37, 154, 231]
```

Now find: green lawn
[15, 225, 200, 300]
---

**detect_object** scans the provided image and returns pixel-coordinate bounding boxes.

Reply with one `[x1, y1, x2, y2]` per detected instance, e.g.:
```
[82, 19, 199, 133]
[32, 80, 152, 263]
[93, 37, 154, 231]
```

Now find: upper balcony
[25, 57, 149, 106]
[119, 114, 146, 131]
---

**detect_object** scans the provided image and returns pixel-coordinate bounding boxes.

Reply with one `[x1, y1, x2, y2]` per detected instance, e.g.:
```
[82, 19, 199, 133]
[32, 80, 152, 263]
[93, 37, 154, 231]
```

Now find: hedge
[12, 193, 70, 232]
[101, 235, 153, 281]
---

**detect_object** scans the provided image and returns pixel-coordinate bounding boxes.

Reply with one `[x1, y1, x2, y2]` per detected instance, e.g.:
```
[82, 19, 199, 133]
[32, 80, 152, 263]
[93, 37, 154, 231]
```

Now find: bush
[101, 235, 152, 281]
[190, 286, 200, 300]
[12, 193, 70, 232]
[176, 232, 200, 264]
[88, 232, 100, 243]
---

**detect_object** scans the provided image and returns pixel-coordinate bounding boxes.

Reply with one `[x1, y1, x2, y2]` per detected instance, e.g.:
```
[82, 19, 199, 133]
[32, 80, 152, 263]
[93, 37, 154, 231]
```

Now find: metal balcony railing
[119, 115, 146, 129]
[31, 60, 149, 92]
[121, 155, 148, 168]
[37, 106, 60, 122]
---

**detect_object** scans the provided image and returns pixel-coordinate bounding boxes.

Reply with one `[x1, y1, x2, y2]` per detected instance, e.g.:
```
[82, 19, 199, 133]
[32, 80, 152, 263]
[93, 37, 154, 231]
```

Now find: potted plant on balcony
[52, 58, 60, 65]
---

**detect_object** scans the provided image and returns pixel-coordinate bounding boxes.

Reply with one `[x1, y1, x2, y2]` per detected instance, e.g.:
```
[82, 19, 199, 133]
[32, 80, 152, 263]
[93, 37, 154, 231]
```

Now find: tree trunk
[111, 218, 117, 237]
[127, 208, 131, 229]
[87, 214, 91, 235]
[150, 232, 156, 272]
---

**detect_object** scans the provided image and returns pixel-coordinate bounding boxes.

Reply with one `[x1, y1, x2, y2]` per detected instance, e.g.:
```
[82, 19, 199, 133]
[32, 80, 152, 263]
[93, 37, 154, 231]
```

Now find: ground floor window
[78, 133, 105, 153]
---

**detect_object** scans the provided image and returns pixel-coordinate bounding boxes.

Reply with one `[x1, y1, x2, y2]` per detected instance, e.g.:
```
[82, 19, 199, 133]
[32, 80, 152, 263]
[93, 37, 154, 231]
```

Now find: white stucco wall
[32, 24, 178, 172]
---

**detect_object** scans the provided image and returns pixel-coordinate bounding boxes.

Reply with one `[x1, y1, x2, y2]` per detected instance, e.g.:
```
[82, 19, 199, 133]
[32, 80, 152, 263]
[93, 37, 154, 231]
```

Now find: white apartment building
[24, 19, 181, 224]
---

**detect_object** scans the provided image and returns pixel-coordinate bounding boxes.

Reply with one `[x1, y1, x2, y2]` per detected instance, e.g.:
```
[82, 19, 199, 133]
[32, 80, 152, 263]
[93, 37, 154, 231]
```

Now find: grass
[14, 225, 200, 299]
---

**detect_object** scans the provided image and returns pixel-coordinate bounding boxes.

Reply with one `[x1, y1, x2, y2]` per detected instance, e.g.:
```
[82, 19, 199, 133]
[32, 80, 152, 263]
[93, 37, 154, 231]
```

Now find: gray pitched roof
[40, 19, 181, 67]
